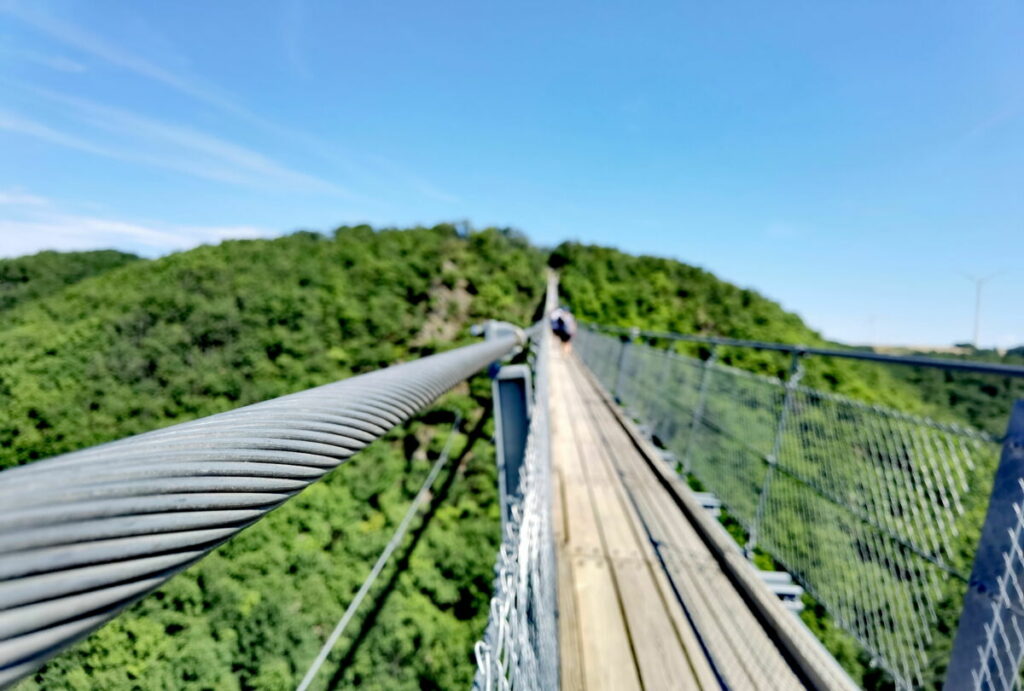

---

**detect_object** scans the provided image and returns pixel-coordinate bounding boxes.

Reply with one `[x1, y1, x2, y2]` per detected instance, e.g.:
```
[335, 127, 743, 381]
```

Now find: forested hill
[0, 249, 139, 314]
[0, 229, 1005, 689]
[553, 241, 1021, 438]
[0, 225, 545, 690]
[0, 227, 542, 467]
[552, 241, 1015, 427]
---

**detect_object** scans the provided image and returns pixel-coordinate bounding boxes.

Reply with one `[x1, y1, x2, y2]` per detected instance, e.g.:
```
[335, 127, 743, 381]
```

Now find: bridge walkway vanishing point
[550, 342, 857, 691]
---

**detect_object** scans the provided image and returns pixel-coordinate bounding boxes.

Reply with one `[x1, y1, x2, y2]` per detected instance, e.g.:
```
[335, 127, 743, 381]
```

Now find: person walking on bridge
[551, 306, 577, 353]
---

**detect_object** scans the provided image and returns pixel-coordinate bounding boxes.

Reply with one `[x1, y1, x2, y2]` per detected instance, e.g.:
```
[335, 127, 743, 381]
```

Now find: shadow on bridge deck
[549, 344, 856, 691]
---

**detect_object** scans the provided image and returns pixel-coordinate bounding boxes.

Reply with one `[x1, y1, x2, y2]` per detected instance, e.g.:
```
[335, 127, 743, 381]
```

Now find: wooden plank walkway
[550, 343, 855, 691]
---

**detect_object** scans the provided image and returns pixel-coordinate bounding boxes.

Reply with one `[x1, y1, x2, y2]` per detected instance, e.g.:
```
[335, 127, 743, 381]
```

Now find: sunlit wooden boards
[549, 340, 813, 690]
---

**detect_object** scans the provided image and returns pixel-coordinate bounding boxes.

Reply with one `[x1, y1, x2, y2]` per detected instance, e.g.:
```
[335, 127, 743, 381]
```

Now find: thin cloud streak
[0, 188, 50, 206]
[366, 155, 463, 204]
[29, 85, 352, 195]
[0, 109, 119, 158]
[0, 190, 277, 257]
[2, 2, 454, 204]
[0, 44, 86, 72]
[2, 83, 352, 196]
[0, 109, 267, 188]
[282, 0, 311, 79]
[1, 1, 349, 167]
[3, 2, 246, 117]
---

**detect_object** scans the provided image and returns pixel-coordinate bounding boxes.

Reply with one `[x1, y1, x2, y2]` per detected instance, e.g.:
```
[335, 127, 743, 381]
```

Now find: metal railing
[473, 282, 558, 691]
[946, 400, 1024, 691]
[575, 324, 1022, 690]
[0, 335, 522, 688]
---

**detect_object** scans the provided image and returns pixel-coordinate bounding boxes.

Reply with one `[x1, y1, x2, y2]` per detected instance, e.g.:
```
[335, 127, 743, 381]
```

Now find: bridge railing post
[613, 326, 639, 402]
[492, 365, 533, 531]
[945, 399, 1024, 691]
[681, 344, 719, 474]
[747, 349, 805, 557]
[484, 320, 532, 531]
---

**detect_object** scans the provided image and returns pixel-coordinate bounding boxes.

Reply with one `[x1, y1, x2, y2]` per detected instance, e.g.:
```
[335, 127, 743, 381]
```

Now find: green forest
[1, 226, 545, 690]
[1, 230, 1019, 689]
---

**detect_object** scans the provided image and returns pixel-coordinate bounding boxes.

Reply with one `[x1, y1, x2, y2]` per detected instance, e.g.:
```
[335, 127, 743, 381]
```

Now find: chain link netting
[967, 478, 1024, 691]
[576, 327, 1003, 690]
[473, 329, 558, 691]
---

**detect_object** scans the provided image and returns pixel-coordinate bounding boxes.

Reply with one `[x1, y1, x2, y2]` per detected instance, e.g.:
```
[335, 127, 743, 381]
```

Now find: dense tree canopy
[0, 249, 139, 314]
[2, 232, 1016, 689]
[1, 225, 544, 690]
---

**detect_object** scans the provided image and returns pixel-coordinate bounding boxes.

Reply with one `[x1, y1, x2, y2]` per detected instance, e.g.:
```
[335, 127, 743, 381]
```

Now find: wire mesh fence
[473, 328, 558, 691]
[967, 478, 1024, 691]
[576, 326, 1005, 690]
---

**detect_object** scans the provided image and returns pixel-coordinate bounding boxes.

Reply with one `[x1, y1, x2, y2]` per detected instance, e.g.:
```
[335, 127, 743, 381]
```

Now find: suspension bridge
[2, 275, 1024, 690]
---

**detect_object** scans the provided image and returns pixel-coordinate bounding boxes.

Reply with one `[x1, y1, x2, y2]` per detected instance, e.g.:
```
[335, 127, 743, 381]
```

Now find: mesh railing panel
[576, 327, 1002, 690]
[970, 479, 1024, 690]
[473, 330, 558, 690]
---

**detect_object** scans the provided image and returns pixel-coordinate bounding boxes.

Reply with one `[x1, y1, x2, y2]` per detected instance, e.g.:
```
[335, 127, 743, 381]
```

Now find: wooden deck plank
[562, 354, 757, 690]
[549, 342, 844, 691]
[553, 460, 586, 691]
[551, 349, 643, 691]
[567, 353, 807, 691]
[559, 359, 706, 690]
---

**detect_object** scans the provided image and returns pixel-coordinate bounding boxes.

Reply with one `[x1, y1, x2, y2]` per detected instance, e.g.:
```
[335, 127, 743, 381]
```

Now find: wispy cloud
[0, 109, 120, 157]
[1, 2, 340, 156]
[0, 189, 277, 257]
[2, 3, 458, 210]
[0, 44, 86, 72]
[366, 155, 462, 204]
[2, 2, 241, 115]
[0, 188, 49, 206]
[963, 105, 1022, 143]
[2, 84, 352, 196]
[282, 0, 311, 79]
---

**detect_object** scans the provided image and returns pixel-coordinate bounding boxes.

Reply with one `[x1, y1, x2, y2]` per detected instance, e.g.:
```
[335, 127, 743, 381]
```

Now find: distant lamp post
[963, 272, 1001, 349]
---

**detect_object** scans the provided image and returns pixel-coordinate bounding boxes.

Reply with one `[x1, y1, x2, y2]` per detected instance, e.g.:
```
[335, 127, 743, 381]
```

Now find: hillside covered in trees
[886, 348, 1024, 438]
[0, 249, 139, 313]
[1, 226, 545, 690]
[1, 231, 1013, 689]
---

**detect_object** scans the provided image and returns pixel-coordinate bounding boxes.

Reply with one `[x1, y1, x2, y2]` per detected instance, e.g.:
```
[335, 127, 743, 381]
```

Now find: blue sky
[1, 1, 1021, 348]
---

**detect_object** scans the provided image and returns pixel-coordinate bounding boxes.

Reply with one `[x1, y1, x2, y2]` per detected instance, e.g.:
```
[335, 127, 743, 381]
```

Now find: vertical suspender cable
[296, 413, 464, 691]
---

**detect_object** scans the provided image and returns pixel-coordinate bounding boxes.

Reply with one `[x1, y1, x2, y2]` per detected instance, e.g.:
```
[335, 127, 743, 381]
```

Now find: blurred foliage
[882, 348, 1024, 438]
[1, 224, 545, 689]
[552, 241, 947, 415]
[0, 249, 139, 314]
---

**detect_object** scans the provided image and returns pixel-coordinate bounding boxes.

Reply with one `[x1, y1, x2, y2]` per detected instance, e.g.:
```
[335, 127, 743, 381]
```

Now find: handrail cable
[0, 334, 522, 688]
[296, 412, 463, 691]
[583, 322, 1024, 378]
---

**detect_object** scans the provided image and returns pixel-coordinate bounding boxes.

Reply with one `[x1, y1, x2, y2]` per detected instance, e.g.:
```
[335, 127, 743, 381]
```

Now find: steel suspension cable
[0, 335, 521, 687]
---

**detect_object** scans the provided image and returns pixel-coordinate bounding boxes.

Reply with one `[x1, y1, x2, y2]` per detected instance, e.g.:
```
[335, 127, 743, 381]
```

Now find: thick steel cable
[0, 335, 520, 688]
[296, 412, 463, 691]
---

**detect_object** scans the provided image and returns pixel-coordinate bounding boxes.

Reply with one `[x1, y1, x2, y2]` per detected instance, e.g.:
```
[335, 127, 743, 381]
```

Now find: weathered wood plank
[560, 360, 703, 690]
[567, 352, 859, 691]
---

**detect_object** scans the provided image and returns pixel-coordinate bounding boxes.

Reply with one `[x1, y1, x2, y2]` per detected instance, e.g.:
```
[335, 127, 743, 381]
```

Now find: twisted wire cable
[0, 335, 520, 688]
